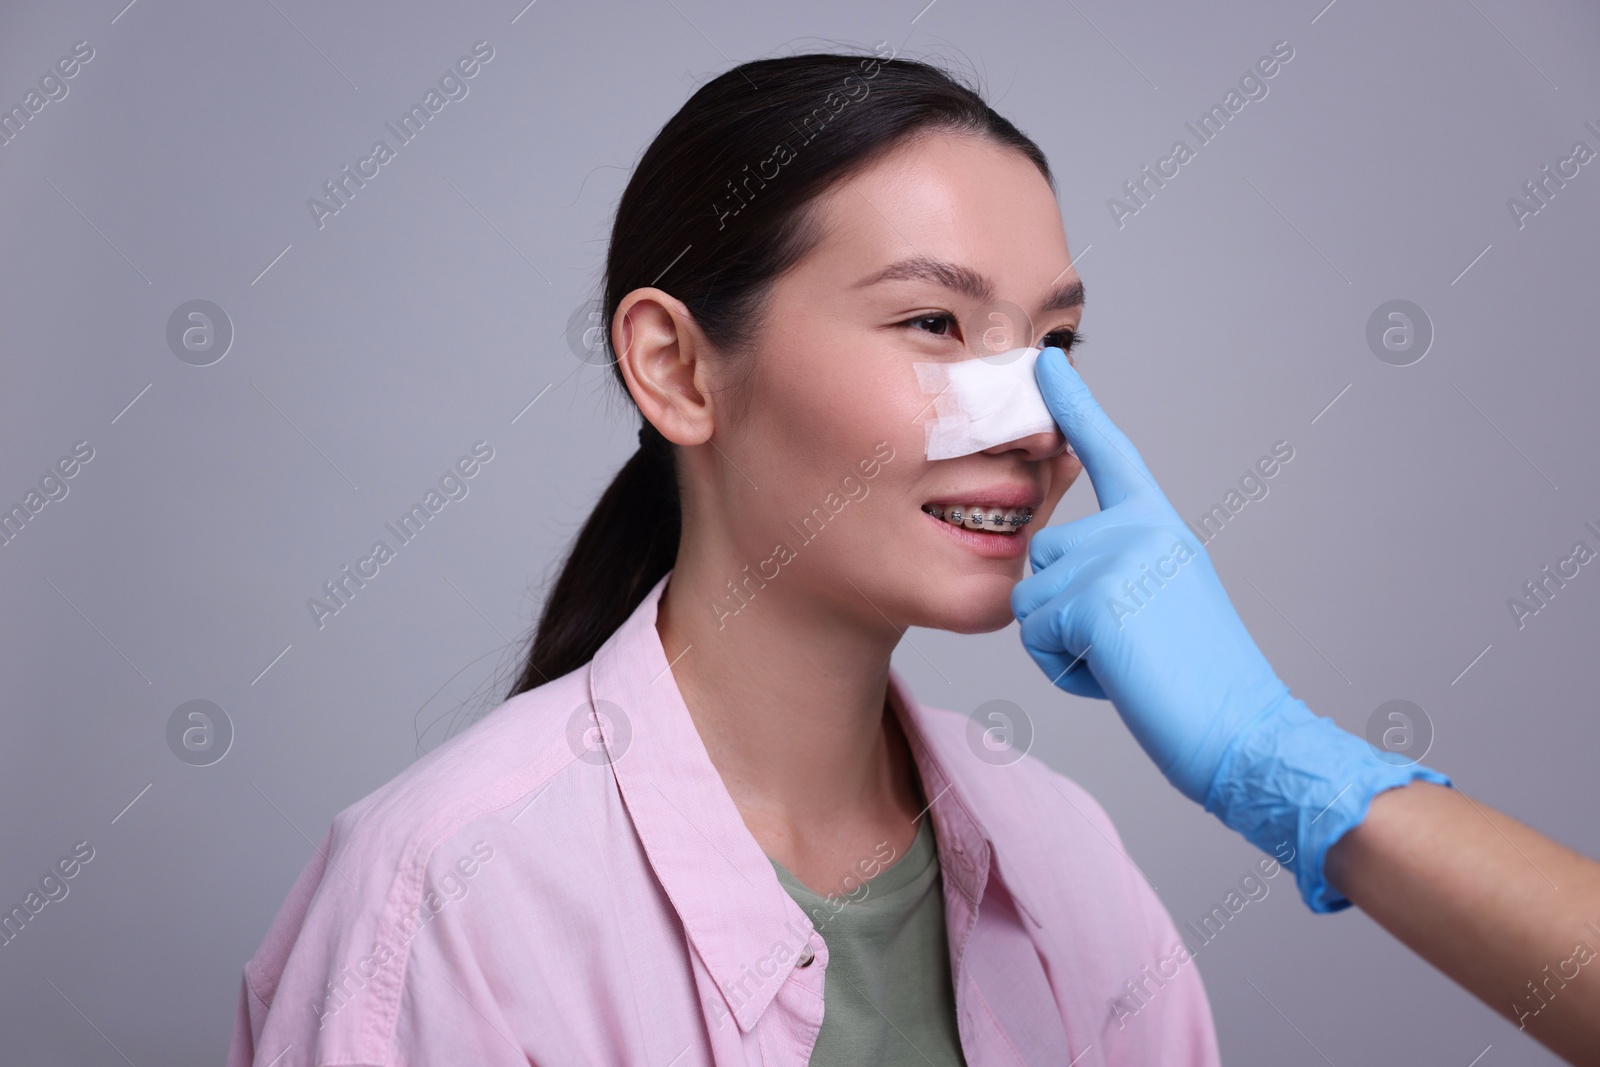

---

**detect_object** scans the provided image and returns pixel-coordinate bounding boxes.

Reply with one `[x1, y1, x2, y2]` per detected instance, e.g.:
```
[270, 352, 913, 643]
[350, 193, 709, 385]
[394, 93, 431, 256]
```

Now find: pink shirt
[230, 573, 1220, 1066]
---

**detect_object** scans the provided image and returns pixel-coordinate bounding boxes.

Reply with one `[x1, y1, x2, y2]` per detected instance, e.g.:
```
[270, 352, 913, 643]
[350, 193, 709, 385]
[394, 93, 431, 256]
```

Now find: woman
[229, 48, 1600, 1067]
[231, 47, 1215, 1066]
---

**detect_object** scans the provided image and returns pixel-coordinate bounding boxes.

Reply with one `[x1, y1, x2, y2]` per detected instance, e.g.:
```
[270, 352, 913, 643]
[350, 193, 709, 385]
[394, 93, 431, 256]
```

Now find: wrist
[1201, 694, 1453, 912]
[1159, 670, 1296, 804]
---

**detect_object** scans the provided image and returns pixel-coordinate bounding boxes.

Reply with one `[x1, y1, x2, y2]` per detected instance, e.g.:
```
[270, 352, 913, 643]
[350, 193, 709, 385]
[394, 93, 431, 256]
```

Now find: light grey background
[2, 0, 1596, 1063]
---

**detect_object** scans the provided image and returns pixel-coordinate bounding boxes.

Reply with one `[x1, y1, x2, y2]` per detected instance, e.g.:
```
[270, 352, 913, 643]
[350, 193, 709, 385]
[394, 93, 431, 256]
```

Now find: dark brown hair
[508, 47, 1053, 697]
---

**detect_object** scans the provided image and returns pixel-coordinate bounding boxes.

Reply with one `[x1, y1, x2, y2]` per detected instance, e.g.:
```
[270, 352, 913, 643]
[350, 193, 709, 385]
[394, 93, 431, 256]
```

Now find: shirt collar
[883, 655, 1049, 935]
[586, 569, 1037, 1031]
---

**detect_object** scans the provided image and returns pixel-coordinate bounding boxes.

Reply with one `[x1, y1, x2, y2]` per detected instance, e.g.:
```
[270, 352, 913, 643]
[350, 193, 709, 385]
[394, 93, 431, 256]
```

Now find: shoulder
[237, 665, 598, 1064]
[326, 664, 592, 866]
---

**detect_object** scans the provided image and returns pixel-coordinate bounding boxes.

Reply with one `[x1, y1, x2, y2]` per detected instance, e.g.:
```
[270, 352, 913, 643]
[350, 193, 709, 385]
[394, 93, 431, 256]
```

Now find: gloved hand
[1012, 347, 1451, 912]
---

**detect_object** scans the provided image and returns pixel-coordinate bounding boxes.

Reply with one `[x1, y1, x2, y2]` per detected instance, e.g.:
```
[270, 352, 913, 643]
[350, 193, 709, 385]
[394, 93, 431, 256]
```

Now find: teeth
[921, 504, 1034, 534]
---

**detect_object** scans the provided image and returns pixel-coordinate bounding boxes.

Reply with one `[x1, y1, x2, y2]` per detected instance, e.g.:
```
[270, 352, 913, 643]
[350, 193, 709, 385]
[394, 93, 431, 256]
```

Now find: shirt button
[797, 943, 815, 968]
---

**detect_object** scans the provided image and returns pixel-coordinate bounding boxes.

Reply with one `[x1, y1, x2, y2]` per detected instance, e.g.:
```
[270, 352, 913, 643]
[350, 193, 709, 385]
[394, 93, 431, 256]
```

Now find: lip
[921, 484, 1044, 510]
[922, 509, 1031, 558]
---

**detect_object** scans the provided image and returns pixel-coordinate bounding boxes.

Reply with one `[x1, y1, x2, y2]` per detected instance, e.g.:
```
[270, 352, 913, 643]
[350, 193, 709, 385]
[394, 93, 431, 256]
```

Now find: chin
[920, 575, 1021, 634]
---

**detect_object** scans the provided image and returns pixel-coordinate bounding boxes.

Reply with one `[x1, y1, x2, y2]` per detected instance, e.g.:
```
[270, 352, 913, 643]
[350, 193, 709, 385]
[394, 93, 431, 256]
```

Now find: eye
[902, 312, 959, 338]
[903, 314, 1085, 356]
[1041, 328, 1085, 356]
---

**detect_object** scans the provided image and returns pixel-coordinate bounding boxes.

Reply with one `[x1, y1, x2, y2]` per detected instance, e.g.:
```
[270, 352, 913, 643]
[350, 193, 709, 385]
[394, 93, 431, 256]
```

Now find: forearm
[1008, 353, 1600, 1056]
[1324, 780, 1600, 1062]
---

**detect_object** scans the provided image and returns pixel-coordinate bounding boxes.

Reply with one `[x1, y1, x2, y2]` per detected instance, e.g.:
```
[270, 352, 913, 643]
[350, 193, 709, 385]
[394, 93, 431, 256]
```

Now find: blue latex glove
[1012, 347, 1452, 912]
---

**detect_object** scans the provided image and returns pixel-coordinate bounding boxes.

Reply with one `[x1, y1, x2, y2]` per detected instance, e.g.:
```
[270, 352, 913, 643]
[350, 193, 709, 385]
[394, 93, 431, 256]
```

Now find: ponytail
[507, 422, 680, 696]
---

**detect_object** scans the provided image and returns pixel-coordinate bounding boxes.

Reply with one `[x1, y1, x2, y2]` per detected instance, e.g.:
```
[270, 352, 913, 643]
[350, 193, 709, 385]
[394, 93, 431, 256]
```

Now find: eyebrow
[853, 255, 1086, 315]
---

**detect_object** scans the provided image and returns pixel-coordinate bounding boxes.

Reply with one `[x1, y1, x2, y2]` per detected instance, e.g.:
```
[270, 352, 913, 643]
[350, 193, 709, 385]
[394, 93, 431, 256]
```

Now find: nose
[983, 426, 1069, 462]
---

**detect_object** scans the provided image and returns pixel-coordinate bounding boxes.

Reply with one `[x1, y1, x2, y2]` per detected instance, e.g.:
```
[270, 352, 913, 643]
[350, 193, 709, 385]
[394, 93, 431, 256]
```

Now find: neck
[656, 545, 925, 886]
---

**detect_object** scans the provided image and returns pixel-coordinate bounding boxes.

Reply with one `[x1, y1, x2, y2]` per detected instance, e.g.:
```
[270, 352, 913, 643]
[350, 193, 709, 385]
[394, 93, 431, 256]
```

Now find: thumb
[1035, 346, 1159, 511]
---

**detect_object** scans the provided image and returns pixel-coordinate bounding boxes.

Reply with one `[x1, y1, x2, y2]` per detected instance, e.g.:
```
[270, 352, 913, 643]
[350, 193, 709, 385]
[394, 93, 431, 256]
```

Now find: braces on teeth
[921, 504, 1034, 528]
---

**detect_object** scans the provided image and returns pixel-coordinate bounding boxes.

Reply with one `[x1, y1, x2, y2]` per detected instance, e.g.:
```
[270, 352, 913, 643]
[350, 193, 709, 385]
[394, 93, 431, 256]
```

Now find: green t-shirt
[767, 817, 968, 1066]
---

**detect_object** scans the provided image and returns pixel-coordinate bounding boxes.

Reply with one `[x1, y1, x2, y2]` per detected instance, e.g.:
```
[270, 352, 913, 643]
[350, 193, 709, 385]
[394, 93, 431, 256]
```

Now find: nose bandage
[913, 347, 1058, 460]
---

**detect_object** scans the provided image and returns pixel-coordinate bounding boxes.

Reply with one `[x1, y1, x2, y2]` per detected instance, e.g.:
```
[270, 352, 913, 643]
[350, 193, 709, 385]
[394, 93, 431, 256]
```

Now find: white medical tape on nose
[912, 346, 1058, 460]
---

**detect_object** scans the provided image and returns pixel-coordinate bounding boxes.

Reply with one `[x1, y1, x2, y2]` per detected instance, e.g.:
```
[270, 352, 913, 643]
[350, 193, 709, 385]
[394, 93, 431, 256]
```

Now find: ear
[612, 288, 715, 446]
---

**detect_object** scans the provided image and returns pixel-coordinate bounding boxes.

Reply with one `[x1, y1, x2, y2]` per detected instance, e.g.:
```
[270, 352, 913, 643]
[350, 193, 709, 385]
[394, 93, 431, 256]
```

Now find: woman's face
[702, 130, 1085, 635]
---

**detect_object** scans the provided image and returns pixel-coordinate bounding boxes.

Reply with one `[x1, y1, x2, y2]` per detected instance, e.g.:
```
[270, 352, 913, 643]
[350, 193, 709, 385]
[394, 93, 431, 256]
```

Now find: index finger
[1035, 346, 1162, 511]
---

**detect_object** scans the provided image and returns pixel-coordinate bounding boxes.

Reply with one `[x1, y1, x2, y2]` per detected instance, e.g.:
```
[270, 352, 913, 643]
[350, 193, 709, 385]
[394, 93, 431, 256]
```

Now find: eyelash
[903, 313, 1085, 354]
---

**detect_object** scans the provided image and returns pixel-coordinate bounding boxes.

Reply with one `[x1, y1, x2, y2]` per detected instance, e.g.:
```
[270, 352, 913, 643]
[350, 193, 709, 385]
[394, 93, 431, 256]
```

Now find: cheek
[770, 351, 926, 463]
[736, 347, 924, 529]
